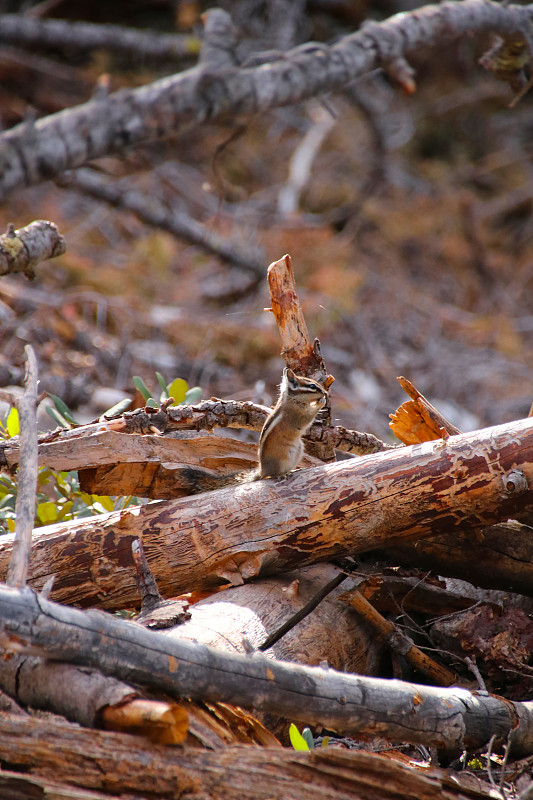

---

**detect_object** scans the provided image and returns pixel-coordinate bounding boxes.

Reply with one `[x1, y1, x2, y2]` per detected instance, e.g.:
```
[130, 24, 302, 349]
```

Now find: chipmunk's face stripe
[283, 368, 327, 398]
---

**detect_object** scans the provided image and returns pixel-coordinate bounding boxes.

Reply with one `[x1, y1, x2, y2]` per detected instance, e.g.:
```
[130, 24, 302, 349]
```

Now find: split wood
[0, 713, 498, 800]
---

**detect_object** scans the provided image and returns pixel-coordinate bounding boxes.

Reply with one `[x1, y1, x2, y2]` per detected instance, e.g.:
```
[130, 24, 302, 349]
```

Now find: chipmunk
[179, 368, 328, 494]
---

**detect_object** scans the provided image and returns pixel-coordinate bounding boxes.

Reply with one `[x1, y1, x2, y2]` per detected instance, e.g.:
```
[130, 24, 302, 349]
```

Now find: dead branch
[1, 585, 533, 754]
[0, 220, 65, 278]
[0, 712, 498, 800]
[277, 103, 336, 215]
[0, 651, 187, 743]
[346, 589, 458, 687]
[66, 168, 266, 277]
[0, 0, 529, 200]
[0, 14, 200, 62]
[5, 345, 38, 589]
[383, 520, 533, 597]
[1, 417, 532, 609]
[0, 401, 394, 472]
[267, 253, 335, 460]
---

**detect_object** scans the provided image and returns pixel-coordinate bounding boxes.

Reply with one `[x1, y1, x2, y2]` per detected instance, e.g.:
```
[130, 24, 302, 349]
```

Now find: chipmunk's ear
[284, 367, 298, 389]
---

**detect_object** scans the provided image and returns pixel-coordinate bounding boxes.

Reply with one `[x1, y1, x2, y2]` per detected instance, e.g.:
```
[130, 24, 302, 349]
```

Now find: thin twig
[6, 345, 39, 588]
[258, 568, 349, 651]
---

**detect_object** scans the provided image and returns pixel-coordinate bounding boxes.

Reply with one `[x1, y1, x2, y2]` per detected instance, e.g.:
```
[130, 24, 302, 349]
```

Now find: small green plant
[289, 724, 328, 751]
[0, 405, 138, 534]
[0, 374, 202, 534]
[133, 372, 202, 409]
[467, 756, 483, 770]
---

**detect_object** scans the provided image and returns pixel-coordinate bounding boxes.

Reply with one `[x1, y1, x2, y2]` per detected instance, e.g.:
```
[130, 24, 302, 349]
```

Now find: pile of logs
[1, 254, 533, 799]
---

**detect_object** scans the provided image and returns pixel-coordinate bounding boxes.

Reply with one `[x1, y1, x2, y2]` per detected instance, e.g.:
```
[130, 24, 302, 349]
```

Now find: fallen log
[1, 585, 533, 755]
[1, 417, 532, 609]
[0, 712, 498, 800]
[382, 520, 533, 596]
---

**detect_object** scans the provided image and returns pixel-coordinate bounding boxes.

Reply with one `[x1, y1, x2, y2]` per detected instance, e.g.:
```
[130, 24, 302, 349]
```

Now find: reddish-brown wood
[0, 417, 532, 609]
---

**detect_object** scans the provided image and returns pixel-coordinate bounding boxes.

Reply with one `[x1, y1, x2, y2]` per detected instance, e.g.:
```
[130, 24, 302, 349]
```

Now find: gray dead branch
[0, 14, 200, 62]
[1, 585, 533, 755]
[0, 0, 529, 200]
[0, 220, 65, 278]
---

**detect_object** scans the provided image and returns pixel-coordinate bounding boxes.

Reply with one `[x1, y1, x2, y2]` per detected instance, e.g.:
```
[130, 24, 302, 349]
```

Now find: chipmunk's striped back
[258, 368, 327, 478]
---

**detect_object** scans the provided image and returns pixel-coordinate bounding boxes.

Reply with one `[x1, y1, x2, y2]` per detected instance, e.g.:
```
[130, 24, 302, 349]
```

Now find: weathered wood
[0, 401, 392, 471]
[383, 520, 533, 596]
[0, 712, 497, 800]
[5, 344, 38, 588]
[0, 652, 188, 743]
[0, 220, 65, 278]
[164, 564, 383, 676]
[1, 585, 533, 755]
[1, 418, 533, 609]
[267, 253, 335, 462]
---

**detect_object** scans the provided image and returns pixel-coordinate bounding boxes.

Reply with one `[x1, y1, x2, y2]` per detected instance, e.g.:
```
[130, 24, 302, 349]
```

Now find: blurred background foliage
[0, 0, 531, 450]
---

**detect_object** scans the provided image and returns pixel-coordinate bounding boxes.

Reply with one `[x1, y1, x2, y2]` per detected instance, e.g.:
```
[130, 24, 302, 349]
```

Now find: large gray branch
[0, 0, 530, 201]
[2, 584, 533, 755]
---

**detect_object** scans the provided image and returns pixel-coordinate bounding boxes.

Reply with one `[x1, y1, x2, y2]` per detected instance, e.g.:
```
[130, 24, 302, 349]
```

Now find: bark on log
[2, 418, 533, 609]
[0, 1, 529, 201]
[2, 585, 533, 755]
[0, 712, 497, 800]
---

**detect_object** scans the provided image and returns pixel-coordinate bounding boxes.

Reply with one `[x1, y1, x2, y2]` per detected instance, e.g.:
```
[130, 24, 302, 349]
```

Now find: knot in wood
[503, 469, 528, 494]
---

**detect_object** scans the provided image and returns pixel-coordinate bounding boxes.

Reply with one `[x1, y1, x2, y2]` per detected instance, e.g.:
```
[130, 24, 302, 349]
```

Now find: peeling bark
[0, 418, 532, 609]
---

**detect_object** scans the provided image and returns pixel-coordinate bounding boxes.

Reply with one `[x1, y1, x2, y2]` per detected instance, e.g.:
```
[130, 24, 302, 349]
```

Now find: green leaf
[0, 493, 15, 510]
[46, 406, 72, 430]
[6, 407, 19, 437]
[302, 728, 314, 750]
[48, 394, 77, 424]
[55, 500, 74, 522]
[100, 398, 132, 420]
[37, 501, 58, 524]
[155, 372, 169, 393]
[95, 495, 114, 512]
[167, 378, 188, 405]
[146, 398, 159, 409]
[6, 518, 15, 532]
[289, 724, 310, 751]
[182, 386, 202, 405]
[320, 736, 329, 748]
[133, 376, 152, 402]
